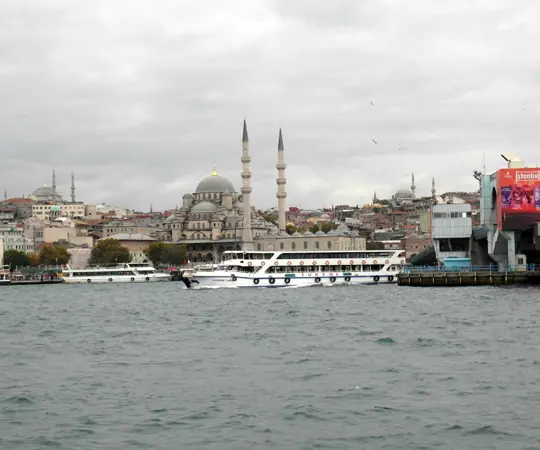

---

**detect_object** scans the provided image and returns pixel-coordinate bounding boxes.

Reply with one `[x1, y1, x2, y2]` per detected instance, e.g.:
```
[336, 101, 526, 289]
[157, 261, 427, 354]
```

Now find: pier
[398, 265, 540, 287]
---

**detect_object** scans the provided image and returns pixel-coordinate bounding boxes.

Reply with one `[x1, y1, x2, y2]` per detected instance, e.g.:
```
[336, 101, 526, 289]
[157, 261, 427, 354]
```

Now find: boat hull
[184, 272, 398, 289]
[62, 274, 172, 284]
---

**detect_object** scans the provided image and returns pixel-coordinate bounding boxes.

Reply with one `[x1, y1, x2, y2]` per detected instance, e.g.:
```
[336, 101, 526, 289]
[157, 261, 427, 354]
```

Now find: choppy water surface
[2, 284, 540, 449]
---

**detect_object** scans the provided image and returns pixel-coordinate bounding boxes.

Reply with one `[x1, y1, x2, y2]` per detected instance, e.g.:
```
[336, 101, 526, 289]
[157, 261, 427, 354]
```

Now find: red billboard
[497, 168, 540, 230]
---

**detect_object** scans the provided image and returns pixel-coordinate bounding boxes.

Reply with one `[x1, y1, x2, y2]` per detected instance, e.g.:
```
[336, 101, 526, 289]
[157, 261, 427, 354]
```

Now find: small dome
[315, 231, 326, 236]
[292, 231, 302, 237]
[336, 223, 350, 233]
[195, 169, 235, 193]
[303, 231, 313, 236]
[327, 229, 340, 236]
[233, 201, 244, 209]
[191, 201, 218, 213]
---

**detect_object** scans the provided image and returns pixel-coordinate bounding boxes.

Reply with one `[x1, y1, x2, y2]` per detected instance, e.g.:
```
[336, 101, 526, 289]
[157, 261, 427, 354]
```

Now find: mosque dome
[30, 185, 62, 202]
[315, 231, 326, 236]
[195, 167, 235, 193]
[190, 201, 218, 214]
[303, 231, 314, 236]
[394, 188, 412, 198]
[50, 205, 61, 212]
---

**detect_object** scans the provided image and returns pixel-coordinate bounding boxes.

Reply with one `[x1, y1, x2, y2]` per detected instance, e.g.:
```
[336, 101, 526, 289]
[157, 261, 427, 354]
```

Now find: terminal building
[479, 153, 539, 270]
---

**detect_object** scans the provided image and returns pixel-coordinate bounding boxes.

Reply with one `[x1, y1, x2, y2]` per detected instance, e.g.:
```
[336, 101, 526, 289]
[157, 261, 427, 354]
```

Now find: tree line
[3, 239, 188, 269]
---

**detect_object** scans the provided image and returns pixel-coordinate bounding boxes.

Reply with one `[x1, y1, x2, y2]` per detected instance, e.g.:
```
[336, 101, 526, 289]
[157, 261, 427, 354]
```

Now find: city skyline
[1, 0, 538, 210]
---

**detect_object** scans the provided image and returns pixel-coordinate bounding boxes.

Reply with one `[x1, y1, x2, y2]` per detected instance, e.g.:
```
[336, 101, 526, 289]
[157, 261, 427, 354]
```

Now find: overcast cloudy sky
[1, 0, 539, 210]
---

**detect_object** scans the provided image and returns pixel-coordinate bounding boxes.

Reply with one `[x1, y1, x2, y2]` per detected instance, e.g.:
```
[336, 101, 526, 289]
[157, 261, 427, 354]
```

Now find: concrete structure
[103, 233, 156, 263]
[431, 203, 472, 262]
[0, 224, 33, 252]
[479, 154, 540, 270]
[32, 203, 85, 220]
[276, 128, 287, 232]
[241, 119, 254, 250]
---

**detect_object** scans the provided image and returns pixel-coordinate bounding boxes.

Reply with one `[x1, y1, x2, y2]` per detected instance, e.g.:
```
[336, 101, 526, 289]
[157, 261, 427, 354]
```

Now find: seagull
[398, 147, 407, 151]
[370, 102, 374, 106]
[372, 139, 378, 145]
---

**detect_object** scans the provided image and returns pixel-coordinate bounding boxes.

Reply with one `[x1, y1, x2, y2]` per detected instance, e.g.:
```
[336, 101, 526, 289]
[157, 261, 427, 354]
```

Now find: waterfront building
[431, 203, 472, 262]
[0, 223, 33, 253]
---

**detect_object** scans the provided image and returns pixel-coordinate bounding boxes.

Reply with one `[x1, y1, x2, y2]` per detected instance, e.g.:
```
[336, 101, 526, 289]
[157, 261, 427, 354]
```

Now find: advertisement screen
[497, 168, 540, 230]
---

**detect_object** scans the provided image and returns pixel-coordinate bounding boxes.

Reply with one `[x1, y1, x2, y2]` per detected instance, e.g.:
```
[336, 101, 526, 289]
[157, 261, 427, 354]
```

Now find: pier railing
[405, 265, 540, 273]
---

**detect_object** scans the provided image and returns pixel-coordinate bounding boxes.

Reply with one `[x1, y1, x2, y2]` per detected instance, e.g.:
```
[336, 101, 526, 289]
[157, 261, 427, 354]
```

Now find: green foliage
[285, 224, 297, 235]
[161, 244, 188, 265]
[3, 250, 29, 269]
[366, 241, 385, 250]
[89, 238, 132, 265]
[28, 253, 41, 267]
[39, 245, 70, 265]
[309, 222, 337, 234]
[144, 242, 166, 265]
[144, 242, 187, 266]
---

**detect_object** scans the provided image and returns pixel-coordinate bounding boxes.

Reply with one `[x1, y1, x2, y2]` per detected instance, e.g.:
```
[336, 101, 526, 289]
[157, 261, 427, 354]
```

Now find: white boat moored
[180, 249, 406, 289]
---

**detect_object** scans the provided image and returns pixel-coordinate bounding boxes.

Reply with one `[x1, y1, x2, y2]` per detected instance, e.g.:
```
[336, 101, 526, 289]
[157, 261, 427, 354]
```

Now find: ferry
[0, 266, 11, 286]
[180, 249, 406, 289]
[61, 262, 172, 284]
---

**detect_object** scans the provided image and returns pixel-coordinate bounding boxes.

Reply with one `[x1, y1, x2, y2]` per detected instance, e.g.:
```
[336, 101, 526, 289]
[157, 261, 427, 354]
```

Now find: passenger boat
[60, 262, 172, 284]
[0, 266, 11, 286]
[180, 249, 406, 289]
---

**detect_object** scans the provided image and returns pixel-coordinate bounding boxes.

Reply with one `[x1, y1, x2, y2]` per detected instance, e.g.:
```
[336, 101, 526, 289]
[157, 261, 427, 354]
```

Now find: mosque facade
[161, 120, 366, 262]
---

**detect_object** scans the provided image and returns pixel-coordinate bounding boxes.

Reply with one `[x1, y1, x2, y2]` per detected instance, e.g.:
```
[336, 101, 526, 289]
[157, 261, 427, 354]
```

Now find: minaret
[52, 169, 57, 196]
[411, 173, 416, 199]
[4, 189, 7, 202]
[241, 119, 254, 250]
[276, 128, 287, 232]
[150, 203, 153, 214]
[431, 177, 436, 202]
[373, 190, 377, 203]
[70, 171, 76, 203]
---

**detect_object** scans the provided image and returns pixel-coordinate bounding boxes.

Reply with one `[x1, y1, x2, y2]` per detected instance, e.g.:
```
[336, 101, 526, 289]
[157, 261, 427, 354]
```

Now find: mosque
[160, 120, 366, 262]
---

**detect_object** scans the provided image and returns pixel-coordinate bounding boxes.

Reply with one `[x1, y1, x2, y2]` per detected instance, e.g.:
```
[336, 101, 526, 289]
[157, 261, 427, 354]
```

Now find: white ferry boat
[180, 249, 406, 289]
[61, 262, 172, 284]
[0, 266, 11, 286]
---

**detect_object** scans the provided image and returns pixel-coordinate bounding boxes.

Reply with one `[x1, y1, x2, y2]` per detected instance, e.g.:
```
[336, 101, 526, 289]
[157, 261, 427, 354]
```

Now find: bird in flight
[370, 102, 374, 106]
[398, 147, 407, 151]
[372, 139, 378, 145]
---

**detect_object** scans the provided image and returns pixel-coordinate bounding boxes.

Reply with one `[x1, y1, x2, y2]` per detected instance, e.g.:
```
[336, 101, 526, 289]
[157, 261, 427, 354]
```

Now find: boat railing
[405, 264, 536, 273]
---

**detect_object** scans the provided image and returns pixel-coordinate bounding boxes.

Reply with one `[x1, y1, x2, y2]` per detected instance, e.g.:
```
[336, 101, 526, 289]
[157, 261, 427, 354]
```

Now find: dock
[398, 266, 540, 287]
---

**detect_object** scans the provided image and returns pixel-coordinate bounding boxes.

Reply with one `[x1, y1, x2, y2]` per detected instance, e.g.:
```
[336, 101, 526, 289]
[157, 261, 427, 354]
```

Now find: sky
[1, 0, 539, 211]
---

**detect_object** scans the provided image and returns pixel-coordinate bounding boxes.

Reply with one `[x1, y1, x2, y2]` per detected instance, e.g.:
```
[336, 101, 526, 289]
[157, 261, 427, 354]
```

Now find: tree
[161, 244, 188, 266]
[366, 241, 385, 250]
[39, 245, 70, 265]
[286, 224, 297, 235]
[144, 242, 166, 265]
[319, 222, 338, 233]
[28, 253, 41, 267]
[4, 250, 29, 269]
[144, 243, 187, 266]
[89, 239, 132, 265]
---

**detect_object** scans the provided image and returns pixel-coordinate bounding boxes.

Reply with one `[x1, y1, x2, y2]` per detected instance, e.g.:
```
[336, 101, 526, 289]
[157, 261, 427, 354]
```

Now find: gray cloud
[1, 0, 539, 210]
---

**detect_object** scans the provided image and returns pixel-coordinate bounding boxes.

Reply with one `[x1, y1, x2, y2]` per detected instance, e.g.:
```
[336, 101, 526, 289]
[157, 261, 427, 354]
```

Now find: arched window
[292, 242, 296, 250]
[257, 243, 261, 250]
[303, 241, 308, 249]
[315, 241, 320, 249]
[327, 241, 332, 249]
[280, 242, 284, 250]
